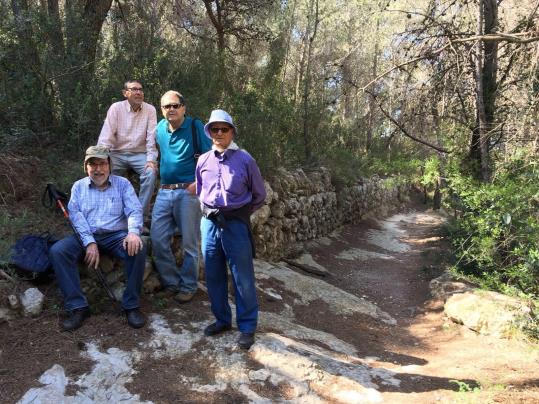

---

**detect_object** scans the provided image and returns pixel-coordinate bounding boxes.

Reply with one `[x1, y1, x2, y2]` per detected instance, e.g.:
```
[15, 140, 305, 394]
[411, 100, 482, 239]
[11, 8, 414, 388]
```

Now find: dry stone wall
[252, 167, 411, 260]
[72, 167, 411, 301]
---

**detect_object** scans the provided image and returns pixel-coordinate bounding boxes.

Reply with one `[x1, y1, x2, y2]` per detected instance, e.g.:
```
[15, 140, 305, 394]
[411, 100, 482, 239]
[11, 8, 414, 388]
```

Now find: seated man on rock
[49, 145, 147, 331]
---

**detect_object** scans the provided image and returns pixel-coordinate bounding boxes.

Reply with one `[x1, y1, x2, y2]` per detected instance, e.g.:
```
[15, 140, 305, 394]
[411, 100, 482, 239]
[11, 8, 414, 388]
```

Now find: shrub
[447, 155, 539, 298]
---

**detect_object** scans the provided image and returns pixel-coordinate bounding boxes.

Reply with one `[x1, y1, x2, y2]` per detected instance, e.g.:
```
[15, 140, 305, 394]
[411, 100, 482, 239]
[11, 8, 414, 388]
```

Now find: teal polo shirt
[156, 116, 212, 184]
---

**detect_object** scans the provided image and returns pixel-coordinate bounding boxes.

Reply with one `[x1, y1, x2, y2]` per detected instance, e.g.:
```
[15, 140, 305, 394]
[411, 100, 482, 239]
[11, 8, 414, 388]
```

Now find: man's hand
[187, 182, 196, 195]
[123, 233, 144, 256]
[85, 243, 100, 269]
[145, 161, 157, 171]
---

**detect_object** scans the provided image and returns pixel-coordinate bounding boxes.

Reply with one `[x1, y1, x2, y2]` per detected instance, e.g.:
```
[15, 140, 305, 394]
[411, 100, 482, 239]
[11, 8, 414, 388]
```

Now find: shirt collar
[212, 141, 239, 152]
[124, 100, 143, 113]
[167, 116, 190, 134]
[86, 175, 112, 189]
[212, 141, 239, 158]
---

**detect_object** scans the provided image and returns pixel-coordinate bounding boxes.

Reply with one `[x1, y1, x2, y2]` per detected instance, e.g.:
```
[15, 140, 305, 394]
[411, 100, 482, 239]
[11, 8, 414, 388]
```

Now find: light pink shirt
[97, 100, 158, 162]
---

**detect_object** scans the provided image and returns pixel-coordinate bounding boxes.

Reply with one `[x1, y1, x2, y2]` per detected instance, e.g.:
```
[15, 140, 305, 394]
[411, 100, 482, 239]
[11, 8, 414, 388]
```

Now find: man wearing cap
[97, 80, 158, 222]
[49, 146, 147, 331]
[196, 109, 266, 350]
[151, 90, 212, 303]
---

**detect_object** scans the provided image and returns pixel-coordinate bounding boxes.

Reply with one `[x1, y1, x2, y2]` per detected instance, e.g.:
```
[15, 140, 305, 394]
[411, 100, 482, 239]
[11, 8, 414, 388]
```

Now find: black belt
[161, 183, 190, 190]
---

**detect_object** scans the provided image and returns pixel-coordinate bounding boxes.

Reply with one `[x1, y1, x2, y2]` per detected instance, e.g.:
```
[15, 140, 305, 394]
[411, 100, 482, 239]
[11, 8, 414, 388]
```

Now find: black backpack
[191, 118, 202, 162]
[10, 232, 58, 276]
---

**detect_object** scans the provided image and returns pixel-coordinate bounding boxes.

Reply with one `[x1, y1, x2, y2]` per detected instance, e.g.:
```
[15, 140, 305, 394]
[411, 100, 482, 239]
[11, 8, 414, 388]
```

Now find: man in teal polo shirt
[151, 90, 212, 303]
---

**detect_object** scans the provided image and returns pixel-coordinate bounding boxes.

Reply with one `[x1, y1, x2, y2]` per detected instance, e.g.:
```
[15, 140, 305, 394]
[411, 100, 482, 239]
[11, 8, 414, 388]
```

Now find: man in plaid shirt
[49, 146, 147, 331]
[97, 80, 158, 224]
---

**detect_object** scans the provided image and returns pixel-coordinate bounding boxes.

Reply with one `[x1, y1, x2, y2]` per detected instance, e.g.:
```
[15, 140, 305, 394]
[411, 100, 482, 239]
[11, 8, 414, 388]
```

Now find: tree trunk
[10, 0, 53, 130]
[203, 0, 231, 96]
[301, 0, 319, 162]
[366, 18, 381, 153]
[471, 0, 497, 182]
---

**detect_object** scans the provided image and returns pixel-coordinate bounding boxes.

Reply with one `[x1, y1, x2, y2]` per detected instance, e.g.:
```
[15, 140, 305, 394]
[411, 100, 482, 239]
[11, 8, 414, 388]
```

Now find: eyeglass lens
[210, 127, 231, 134]
[162, 104, 182, 110]
[88, 162, 109, 168]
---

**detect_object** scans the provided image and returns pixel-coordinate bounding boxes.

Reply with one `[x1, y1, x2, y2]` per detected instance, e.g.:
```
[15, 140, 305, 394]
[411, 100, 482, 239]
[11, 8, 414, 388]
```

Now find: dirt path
[1, 206, 538, 403]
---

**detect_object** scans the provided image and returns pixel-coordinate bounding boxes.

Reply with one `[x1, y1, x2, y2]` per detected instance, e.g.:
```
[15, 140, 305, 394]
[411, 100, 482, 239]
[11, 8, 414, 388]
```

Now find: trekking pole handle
[46, 183, 69, 218]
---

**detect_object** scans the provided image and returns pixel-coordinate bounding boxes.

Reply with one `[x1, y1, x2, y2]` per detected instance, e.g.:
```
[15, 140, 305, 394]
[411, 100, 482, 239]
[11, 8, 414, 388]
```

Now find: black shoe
[238, 332, 255, 350]
[62, 307, 90, 331]
[204, 322, 232, 336]
[125, 308, 146, 329]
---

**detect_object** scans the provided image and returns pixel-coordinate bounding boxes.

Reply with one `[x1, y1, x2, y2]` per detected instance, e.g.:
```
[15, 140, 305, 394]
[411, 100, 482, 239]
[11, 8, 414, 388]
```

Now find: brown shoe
[155, 286, 178, 299]
[173, 291, 196, 304]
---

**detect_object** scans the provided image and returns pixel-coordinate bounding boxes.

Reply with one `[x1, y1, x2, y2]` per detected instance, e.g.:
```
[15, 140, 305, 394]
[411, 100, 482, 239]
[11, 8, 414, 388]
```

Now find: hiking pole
[45, 183, 118, 303]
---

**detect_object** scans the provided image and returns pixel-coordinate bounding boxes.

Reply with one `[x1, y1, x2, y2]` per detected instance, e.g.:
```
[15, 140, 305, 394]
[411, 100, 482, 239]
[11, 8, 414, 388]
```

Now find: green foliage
[420, 156, 440, 187]
[447, 154, 539, 298]
[363, 156, 424, 180]
[450, 380, 481, 393]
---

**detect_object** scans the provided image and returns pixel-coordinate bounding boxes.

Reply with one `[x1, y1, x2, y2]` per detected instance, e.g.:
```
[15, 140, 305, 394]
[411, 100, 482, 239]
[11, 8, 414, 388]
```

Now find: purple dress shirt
[196, 148, 266, 213]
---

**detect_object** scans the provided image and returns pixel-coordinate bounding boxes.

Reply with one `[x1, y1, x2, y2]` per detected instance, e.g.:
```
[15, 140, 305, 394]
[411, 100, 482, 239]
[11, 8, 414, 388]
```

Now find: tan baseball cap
[84, 145, 110, 163]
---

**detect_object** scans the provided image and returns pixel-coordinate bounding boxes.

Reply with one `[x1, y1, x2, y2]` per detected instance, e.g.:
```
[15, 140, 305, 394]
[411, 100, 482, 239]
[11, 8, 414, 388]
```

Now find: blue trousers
[201, 217, 258, 333]
[110, 151, 157, 217]
[49, 231, 146, 311]
[151, 188, 201, 294]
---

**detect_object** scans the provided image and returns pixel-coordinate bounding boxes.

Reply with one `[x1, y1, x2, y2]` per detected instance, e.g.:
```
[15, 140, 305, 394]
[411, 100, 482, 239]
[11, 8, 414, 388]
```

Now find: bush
[447, 155, 539, 298]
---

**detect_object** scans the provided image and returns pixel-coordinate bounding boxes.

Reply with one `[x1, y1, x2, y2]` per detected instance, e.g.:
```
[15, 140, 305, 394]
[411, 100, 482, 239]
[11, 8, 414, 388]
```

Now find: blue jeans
[110, 151, 157, 217]
[201, 217, 258, 333]
[151, 188, 201, 293]
[49, 231, 146, 311]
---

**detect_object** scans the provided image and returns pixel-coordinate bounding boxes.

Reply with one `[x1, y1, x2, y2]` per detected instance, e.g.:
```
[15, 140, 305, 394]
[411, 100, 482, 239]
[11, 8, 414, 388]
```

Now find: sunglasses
[210, 126, 231, 134]
[162, 103, 183, 110]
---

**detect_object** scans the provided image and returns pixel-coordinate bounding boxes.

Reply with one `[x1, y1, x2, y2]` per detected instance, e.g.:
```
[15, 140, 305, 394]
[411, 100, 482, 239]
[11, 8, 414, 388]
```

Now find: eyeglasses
[162, 103, 183, 110]
[127, 87, 144, 93]
[210, 126, 231, 134]
[88, 161, 109, 168]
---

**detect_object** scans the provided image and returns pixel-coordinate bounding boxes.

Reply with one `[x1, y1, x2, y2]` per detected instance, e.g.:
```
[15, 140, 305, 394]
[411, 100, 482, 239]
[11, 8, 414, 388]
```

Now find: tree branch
[367, 90, 451, 154]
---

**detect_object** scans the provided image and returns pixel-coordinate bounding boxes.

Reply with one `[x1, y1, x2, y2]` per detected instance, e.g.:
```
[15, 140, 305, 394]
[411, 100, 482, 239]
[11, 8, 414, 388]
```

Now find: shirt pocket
[105, 196, 123, 217]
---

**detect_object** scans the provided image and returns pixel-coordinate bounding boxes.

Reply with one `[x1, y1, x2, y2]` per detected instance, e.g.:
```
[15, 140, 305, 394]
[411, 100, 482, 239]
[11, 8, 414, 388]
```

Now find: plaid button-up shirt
[97, 100, 158, 162]
[68, 175, 143, 247]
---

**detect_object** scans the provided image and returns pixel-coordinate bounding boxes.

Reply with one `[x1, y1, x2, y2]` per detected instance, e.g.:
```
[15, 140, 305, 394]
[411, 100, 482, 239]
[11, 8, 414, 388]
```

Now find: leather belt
[161, 182, 190, 190]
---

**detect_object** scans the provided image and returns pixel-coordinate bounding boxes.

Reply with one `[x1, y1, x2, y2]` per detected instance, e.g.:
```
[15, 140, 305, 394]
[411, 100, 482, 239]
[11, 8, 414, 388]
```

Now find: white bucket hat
[204, 109, 237, 139]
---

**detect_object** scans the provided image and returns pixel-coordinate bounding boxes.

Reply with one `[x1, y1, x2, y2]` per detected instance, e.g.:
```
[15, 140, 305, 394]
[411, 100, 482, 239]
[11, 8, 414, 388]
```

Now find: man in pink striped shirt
[98, 80, 158, 224]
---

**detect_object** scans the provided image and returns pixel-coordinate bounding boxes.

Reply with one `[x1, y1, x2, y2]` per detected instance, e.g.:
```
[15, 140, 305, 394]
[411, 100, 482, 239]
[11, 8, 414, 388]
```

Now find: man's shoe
[238, 332, 255, 350]
[173, 291, 196, 304]
[204, 322, 232, 336]
[62, 307, 90, 332]
[155, 286, 178, 299]
[125, 308, 146, 329]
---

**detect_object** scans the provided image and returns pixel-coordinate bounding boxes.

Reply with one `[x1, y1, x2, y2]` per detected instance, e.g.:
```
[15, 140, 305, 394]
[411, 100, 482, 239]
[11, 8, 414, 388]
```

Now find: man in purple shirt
[196, 109, 266, 350]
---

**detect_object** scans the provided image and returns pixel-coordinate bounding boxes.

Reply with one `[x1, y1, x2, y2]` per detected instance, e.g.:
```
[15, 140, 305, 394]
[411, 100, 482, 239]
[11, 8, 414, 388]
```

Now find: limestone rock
[251, 205, 270, 228]
[429, 271, 474, 300]
[8, 294, 20, 310]
[444, 291, 535, 338]
[20, 287, 45, 317]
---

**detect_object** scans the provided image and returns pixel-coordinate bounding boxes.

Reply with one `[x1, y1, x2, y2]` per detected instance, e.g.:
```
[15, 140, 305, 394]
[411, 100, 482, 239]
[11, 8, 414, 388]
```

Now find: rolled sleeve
[97, 104, 117, 148]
